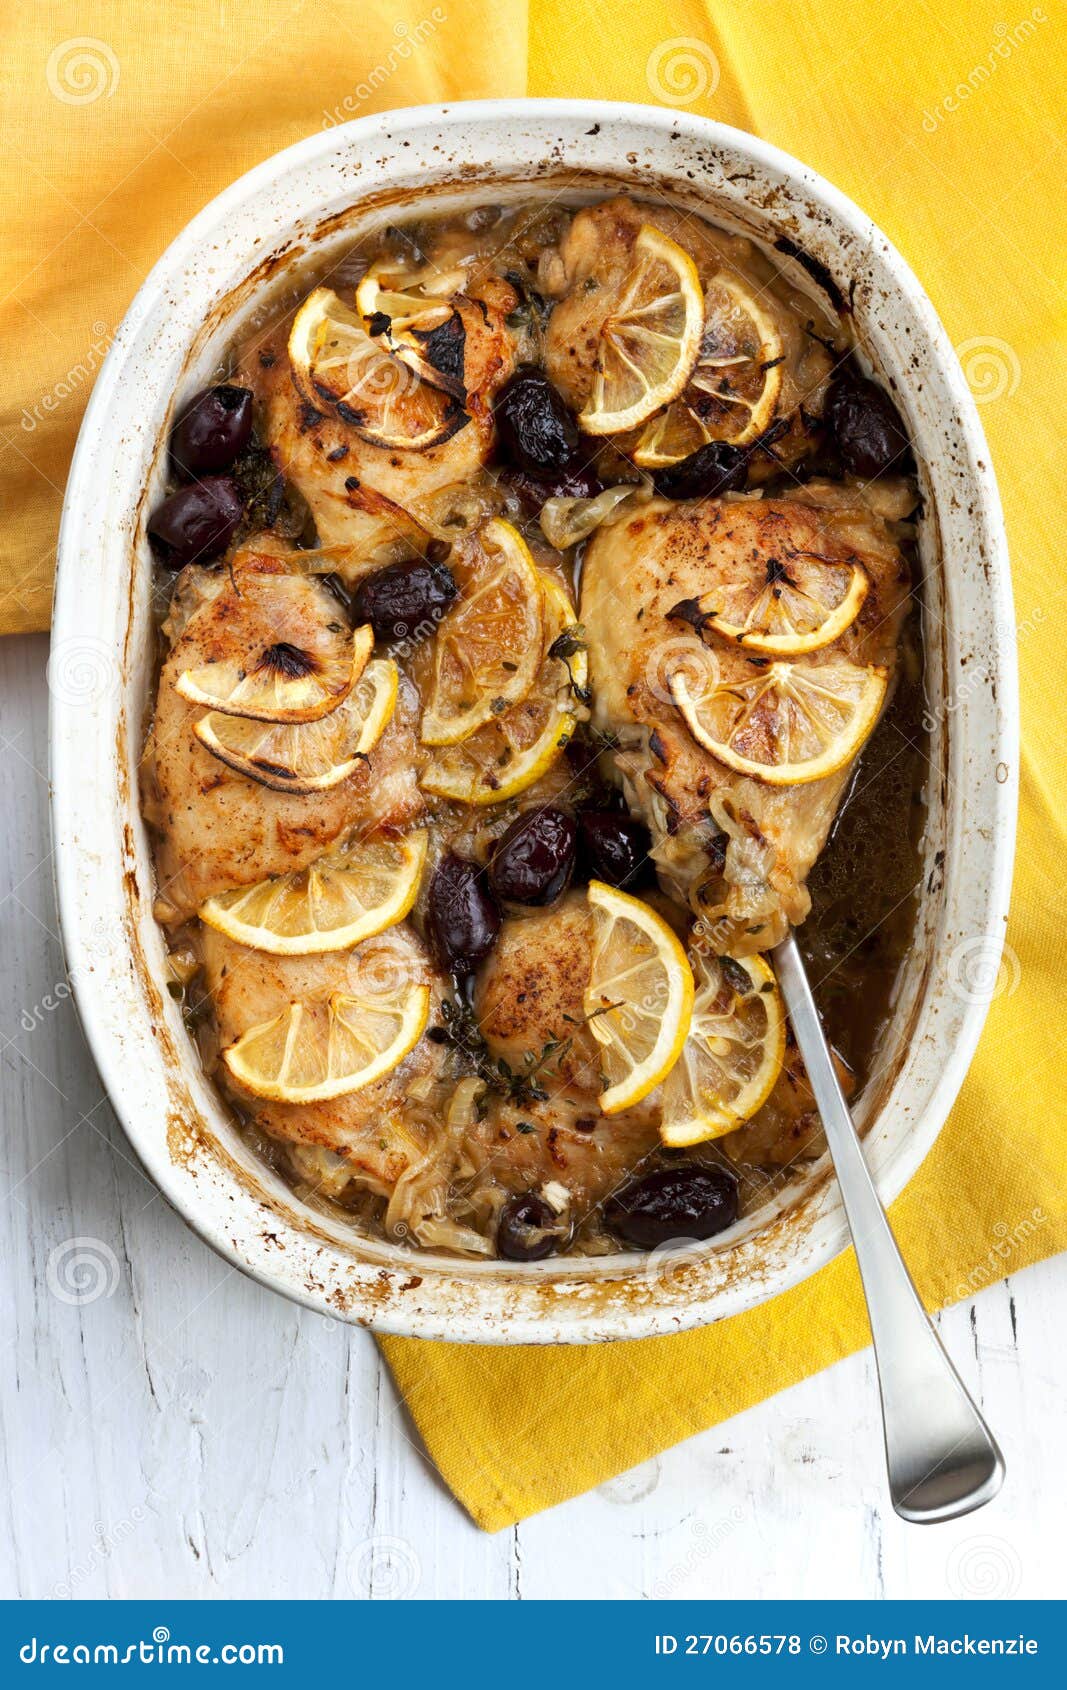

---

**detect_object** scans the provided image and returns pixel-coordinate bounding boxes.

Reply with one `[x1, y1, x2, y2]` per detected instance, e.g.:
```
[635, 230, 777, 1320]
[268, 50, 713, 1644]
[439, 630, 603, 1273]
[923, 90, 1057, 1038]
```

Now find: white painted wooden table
[2, 632, 1061, 1602]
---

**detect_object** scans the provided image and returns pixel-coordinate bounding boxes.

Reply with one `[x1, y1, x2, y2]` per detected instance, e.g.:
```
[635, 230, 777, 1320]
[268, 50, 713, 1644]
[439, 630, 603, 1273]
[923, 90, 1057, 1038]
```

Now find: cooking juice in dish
[140, 193, 926, 1259]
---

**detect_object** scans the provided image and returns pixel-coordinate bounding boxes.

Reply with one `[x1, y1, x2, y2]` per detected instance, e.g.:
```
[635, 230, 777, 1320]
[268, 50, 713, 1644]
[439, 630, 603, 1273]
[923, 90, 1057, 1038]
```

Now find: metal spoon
[772, 931, 1005, 1522]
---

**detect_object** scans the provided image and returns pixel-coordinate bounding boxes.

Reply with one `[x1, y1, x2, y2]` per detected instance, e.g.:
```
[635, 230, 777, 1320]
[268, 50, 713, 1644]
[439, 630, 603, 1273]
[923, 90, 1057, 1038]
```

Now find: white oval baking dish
[51, 101, 1016, 1342]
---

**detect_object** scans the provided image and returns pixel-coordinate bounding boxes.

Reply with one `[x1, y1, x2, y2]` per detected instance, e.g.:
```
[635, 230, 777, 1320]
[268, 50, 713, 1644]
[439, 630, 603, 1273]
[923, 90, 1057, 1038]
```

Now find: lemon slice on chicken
[633, 273, 784, 467]
[355, 260, 467, 398]
[288, 286, 465, 451]
[419, 519, 544, 746]
[222, 979, 431, 1104]
[660, 951, 786, 1145]
[421, 573, 586, 803]
[578, 226, 704, 436]
[194, 658, 398, 793]
[669, 656, 886, 786]
[583, 882, 694, 1115]
[200, 831, 428, 956]
[176, 624, 373, 724]
[677, 555, 869, 656]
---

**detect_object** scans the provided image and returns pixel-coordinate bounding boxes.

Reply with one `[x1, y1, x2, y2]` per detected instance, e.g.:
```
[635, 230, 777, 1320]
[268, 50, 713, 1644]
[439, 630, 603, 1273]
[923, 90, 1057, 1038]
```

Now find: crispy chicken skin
[579, 490, 911, 951]
[543, 195, 833, 470]
[142, 554, 424, 922]
[239, 274, 518, 565]
[467, 896, 661, 1210]
[202, 922, 446, 1191]
[476, 895, 602, 1092]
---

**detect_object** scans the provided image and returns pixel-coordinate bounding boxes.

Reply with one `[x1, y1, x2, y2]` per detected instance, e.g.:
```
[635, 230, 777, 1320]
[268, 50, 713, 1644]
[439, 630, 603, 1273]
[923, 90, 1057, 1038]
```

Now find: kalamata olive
[489, 807, 577, 907]
[495, 366, 583, 478]
[824, 370, 911, 478]
[499, 463, 603, 515]
[148, 476, 243, 568]
[578, 811, 652, 889]
[606, 1163, 739, 1249]
[352, 557, 457, 643]
[652, 440, 748, 501]
[497, 1193, 561, 1262]
[171, 385, 254, 477]
[426, 854, 501, 978]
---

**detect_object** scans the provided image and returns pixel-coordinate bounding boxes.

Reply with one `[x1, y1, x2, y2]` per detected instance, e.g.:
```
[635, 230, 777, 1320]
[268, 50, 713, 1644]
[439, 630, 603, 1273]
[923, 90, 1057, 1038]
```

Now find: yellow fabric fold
[5, 0, 1063, 1531]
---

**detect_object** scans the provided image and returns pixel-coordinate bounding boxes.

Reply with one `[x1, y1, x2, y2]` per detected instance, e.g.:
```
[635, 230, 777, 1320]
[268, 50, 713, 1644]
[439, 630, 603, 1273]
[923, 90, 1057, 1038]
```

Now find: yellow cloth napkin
[5, 1, 1063, 1530]
[0, 0, 527, 632]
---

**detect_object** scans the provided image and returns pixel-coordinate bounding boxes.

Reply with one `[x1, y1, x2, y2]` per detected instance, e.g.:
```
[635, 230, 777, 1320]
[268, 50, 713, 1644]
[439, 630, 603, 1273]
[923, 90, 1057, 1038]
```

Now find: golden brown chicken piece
[201, 922, 447, 1193]
[579, 489, 911, 951]
[464, 896, 661, 1218]
[240, 273, 518, 569]
[543, 195, 834, 470]
[143, 554, 424, 922]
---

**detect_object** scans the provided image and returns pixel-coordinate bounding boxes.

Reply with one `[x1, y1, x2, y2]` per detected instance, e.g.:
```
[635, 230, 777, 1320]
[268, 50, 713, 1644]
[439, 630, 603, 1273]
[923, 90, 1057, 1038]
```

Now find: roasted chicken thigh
[580, 488, 912, 950]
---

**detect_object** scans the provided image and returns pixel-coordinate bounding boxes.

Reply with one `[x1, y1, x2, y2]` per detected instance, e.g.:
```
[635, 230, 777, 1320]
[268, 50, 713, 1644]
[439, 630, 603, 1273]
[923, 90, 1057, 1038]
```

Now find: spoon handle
[772, 932, 1005, 1522]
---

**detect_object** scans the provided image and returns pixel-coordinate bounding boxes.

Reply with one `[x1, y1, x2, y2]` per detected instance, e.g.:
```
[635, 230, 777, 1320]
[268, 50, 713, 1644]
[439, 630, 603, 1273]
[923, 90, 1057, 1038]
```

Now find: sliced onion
[539, 481, 650, 551]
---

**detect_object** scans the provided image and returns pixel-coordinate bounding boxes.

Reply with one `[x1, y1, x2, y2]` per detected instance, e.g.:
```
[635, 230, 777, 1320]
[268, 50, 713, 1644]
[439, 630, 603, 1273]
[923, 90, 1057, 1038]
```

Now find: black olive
[578, 811, 653, 889]
[494, 366, 583, 478]
[148, 477, 243, 568]
[171, 385, 254, 478]
[606, 1164, 739, 1249]
[489, 807, 577, 907]
[824, 370, 911, 478]
[426, 854, 501, 979]
[652, 440, 748, 501]
[351, 557, 457, 643]
[497, 1193, 561, 1262]
[498, 463, 604, 515]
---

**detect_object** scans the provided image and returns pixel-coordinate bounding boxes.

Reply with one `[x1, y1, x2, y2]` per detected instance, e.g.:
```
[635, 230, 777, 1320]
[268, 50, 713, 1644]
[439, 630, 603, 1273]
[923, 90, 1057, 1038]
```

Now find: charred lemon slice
[200, 831, 428, 956]
[222, 976, 431, 1104]
[355, 260, 467, 399]
[669, 656, 886, 786]
[194, 658, 398, 793]
[578, 226, 703, 436]
[583, 882, 694, 1115]
[420, 572, 586, 804]
[660, 951, 786, 1145]
[288, 286, 466, 451]
[176, 624, 373, 724]
[681, 555, 869, 656]
[633, 273, 784, 466]
[419, 519, 543, 746]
